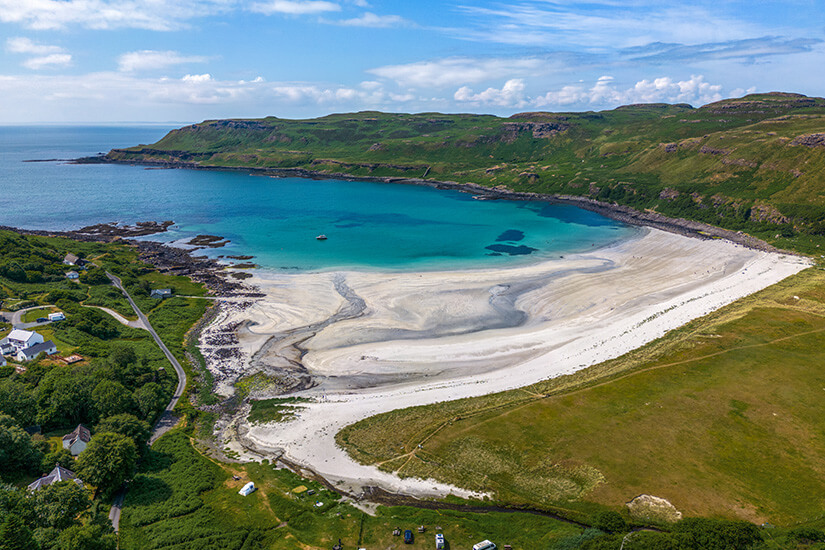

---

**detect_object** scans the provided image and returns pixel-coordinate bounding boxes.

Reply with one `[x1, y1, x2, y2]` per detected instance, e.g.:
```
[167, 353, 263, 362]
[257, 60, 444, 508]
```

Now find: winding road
[105, 272, 188, 532]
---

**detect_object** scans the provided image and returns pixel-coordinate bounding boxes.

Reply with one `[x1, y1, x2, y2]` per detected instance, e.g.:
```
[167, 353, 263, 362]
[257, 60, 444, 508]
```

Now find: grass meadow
[338, 267, 825, 526]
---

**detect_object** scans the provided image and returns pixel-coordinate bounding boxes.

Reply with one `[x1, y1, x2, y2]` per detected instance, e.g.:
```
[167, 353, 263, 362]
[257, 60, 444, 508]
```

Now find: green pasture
[339, 268, 825, 526]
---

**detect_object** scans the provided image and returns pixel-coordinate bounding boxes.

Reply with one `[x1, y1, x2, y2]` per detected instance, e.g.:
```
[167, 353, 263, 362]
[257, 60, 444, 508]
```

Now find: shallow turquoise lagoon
[0, 126, 638, 272]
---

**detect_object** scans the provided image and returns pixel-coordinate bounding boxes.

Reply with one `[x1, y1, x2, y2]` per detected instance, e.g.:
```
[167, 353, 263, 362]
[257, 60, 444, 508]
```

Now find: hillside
[101, 92, 825, 252]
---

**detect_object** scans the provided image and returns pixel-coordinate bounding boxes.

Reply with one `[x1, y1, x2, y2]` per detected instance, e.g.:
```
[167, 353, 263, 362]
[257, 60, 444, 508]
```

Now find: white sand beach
[201, 228, 810, 498]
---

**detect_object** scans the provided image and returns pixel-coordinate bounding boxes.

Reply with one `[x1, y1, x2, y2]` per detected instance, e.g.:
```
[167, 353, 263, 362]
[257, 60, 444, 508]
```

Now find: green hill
[102, 92, 825, 252]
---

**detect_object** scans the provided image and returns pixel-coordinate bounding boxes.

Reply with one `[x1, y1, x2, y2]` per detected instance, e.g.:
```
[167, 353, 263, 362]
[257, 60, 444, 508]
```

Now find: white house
[0, 355, 6, 367]
[62, 424, 91, 456]
[17, 340, 57, 361]
[27, 464, 84, 492]
[239, 482, 256, 496]
[150, 288, 173, 299]
[6, 329, 44, 353]
[48, 312, 66, 322]
[65, 271, 79, 280]
[63, 253, 79, 266]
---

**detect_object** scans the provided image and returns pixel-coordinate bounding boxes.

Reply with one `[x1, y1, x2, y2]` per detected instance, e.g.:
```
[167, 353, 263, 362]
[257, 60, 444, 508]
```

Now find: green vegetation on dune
[338, 267, 825, 526]
[105, 92, 825, 253]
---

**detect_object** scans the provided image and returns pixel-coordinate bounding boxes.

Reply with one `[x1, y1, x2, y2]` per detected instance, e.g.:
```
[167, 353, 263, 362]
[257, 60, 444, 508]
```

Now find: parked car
[436, 533, 445, 549]
[36, 317, 47, 323]
[404, 529, 413, 544]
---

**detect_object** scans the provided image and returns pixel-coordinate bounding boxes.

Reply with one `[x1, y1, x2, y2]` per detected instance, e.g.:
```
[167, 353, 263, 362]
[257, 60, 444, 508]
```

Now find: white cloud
[6, 37, 63, 55]
[534, 74, 725, 108]
[369, 57, 549, 88]
[454, 3, 762, 48]
[327, 12, 406, 27]
[250, 0, 341, 15]
[0, 0, 234, 31]
[23, 54, 72, 70]
[6, 37, 71, 69]
[118, 50, 210, 72]
[454, 79, 528, 107]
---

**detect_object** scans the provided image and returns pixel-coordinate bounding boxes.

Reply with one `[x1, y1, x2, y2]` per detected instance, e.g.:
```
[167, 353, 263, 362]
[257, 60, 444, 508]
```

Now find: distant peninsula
[84, 92, 825, 254]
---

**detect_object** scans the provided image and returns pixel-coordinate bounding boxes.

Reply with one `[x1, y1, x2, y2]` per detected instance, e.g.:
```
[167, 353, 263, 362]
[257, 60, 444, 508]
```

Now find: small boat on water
[316, 234, 328, 240]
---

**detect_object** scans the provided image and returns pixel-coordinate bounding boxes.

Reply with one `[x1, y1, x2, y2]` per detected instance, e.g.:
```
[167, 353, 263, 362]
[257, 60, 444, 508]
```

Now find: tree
[133, 382, 166, 420]
[0, 415, 43, 474]
[37, 375, 95, 428]
[593, 510, 628, 534]
[107, 344, 136, 370]
[79, 268, 109, 286]
[95, 413, 150, 450]
[41, 449, 75, 473]
[0, 514, 39, 550]
[31, 482, 91, 530]
[0, 380, 37, 427]
[74, 433, 136, 498]
[56, 524, 116, 550]
[92, 380, 135, 419]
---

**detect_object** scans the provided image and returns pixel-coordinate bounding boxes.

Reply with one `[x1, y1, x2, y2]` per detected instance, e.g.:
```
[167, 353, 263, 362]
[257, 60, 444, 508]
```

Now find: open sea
[0, 126, 638, 272]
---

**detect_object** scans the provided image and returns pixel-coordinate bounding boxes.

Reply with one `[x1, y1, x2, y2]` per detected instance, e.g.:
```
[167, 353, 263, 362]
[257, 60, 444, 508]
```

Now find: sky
[0, 0, 823, 123]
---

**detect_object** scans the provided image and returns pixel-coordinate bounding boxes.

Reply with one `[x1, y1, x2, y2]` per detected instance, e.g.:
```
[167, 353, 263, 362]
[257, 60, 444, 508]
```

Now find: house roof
[64, 253, 79, 264]
[27, 464, 83, 491]
[8, 329, 37, 343]
[19, 340, 55, 359]
[62, 424, 91, 444]
[66, 271, 79, 277]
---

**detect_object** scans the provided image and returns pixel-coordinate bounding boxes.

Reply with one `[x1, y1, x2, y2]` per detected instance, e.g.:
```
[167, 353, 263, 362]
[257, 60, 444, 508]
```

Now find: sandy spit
[202, 228, 810, 498]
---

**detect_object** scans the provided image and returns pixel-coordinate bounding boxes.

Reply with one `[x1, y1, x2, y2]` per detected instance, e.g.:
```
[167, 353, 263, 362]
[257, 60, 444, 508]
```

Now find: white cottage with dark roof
[5, 329, 44, 353]
[27, 464, 84, 492]
[17, 340, 57, 362]
[62, 424, 92, 456]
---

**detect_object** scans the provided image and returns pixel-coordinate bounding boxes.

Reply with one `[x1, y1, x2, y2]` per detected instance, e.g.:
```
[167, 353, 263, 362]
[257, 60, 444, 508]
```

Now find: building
[239, 482, 256, 496]
[48, 312, 66, 321]
[0, 355, 5, 367]
[62, 424, 92, 456]
[63, 253, 79, 266]
[150, 288, 173, 299]
[65, 271, 79, 280]
[16, 340, 57, 362]
[6, 329, 44, 353]
[27, 464, 84, 492]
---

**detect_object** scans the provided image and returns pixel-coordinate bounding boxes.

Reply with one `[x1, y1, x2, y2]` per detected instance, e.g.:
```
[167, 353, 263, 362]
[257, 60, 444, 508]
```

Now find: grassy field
[120, 430, 583, 550]
[338, 267, 825, 526]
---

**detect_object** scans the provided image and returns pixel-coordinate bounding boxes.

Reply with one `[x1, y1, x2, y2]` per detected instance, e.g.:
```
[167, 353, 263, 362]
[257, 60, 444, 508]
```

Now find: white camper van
[473, 541, 496, 550]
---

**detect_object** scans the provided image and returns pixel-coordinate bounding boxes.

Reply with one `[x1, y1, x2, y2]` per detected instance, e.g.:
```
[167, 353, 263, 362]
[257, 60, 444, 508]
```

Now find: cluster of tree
[0, 481, 116, 550]
[0, 343, 168, 487]
[0, 234, 73, 286]
[577, 512, 765, 550]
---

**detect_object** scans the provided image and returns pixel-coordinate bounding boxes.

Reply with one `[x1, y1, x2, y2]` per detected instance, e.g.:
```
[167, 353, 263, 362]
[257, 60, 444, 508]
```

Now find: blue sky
[0, 0, 823, 123]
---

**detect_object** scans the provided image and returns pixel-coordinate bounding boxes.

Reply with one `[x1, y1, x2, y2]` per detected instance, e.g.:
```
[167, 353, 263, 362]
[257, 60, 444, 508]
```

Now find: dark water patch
[486, 252, 503, 256]
[496, 229, 525, 242]
[485, 244, 537, 256]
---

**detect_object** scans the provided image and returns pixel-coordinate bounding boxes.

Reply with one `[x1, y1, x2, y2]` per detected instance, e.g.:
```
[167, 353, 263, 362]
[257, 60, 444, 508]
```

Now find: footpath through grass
[338, 267, 825, 526]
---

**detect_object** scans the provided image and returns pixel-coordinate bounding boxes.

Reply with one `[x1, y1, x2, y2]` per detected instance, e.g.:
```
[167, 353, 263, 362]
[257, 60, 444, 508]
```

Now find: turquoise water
[0, 126, 638, 271]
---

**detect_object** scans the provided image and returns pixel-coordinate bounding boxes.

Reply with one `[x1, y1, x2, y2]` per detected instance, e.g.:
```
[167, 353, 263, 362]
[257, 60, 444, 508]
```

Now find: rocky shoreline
[76, 155, 788, 255]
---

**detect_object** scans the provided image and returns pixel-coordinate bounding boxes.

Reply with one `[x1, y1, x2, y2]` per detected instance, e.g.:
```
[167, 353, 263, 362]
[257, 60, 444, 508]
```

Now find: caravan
[473, 541, 497, 550]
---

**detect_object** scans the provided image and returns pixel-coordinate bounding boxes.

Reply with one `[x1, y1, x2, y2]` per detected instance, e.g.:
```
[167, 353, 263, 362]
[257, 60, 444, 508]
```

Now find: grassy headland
[98, 92, 825, 254]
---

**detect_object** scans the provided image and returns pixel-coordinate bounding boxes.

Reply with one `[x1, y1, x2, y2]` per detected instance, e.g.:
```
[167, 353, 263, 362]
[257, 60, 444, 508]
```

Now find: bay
[0, 126, 638, 272]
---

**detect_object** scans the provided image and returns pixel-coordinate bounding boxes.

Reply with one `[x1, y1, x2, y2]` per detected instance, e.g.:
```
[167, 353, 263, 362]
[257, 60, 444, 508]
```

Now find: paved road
[106, 272, 188, 533]
[10, 304, 54, 329]
[87, 305, 145, 329]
